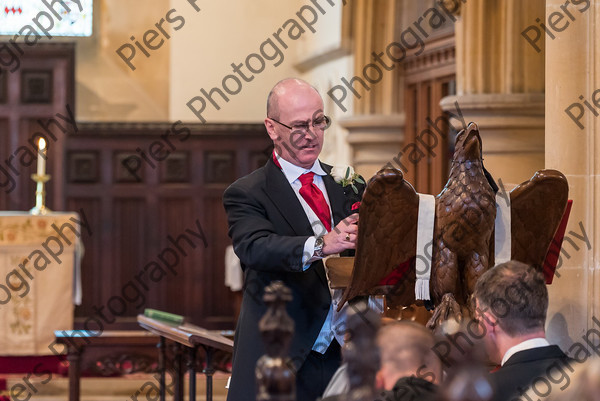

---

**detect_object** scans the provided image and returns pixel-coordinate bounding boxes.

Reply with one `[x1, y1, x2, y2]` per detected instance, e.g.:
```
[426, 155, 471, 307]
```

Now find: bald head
[266, 78, 321, 120]
[264, 78, 326, 169]
[376, 322, 442, 389]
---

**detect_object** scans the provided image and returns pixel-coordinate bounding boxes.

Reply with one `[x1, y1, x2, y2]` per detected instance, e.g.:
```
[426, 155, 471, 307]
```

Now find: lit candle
[37, 138, 46, 176]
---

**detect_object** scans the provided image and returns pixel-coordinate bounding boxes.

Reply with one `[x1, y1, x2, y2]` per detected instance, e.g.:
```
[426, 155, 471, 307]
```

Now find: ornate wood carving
[404, 38, 456, 82]
[256, 281, 295, 401]
[344, 303, 380, 400]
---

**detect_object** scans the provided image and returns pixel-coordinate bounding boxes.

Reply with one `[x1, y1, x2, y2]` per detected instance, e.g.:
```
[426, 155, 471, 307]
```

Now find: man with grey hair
[473, 260, 575, 401]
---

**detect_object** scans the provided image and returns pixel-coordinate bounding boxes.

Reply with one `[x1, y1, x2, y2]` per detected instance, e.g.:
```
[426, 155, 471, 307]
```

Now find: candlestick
[37, 138, 46, 177]
[31, 138, 51, 215]
[30, 173, 52, 215]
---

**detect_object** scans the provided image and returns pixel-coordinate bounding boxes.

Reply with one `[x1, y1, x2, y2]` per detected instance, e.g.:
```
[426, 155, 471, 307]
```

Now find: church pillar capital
[339, 114, 405, 179]
[441, 93, 545, 185]
[449, 0, 546, 185]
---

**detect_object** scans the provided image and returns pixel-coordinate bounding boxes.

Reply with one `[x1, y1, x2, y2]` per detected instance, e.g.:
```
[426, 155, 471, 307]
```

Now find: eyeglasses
[269, 115, 332, 133]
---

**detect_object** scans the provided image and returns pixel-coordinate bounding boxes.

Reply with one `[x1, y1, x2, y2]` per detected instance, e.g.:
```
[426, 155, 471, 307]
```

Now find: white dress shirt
[276, 154, 347, 353]
[276, 154, 383, 354]
[276, 155, 331, 266]
[501, 337, 550, 366]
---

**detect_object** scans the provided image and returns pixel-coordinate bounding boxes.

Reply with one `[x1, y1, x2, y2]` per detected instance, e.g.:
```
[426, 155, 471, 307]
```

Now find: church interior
[0, 0, 599, 400]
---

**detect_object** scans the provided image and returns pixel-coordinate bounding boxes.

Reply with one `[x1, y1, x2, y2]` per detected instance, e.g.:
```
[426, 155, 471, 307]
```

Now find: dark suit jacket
[223, 158, 363, 401]
[487, 345, 576, 401]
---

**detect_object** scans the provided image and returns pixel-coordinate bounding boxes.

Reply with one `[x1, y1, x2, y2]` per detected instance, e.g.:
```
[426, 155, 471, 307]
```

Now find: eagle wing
[510, 169, 569, 270]
[338, 169, 419, 310]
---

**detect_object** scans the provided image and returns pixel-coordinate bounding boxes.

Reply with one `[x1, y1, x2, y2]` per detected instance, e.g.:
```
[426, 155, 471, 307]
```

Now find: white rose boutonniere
[330, 165, 365, 194]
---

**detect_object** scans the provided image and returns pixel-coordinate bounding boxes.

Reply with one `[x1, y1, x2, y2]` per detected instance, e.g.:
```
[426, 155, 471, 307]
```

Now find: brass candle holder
[30, 173, 52, 215]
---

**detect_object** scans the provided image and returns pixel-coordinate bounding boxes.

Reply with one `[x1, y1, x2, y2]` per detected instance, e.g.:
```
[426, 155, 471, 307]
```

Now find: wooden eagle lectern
[329, 122, 569, 328]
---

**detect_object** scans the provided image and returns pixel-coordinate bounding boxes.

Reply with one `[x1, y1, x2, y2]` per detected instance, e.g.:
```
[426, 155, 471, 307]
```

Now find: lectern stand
[137, 315, 234, 401]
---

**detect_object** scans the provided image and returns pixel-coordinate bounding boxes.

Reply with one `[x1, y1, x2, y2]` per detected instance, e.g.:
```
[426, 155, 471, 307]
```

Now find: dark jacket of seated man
[488, 343, 575, 401]
[473, 260, 576, 401]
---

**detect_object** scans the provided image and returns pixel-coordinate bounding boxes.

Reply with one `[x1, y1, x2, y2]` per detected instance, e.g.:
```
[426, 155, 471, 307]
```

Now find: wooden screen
[0, 43, 271, 331]
[66, 123, 271, 330]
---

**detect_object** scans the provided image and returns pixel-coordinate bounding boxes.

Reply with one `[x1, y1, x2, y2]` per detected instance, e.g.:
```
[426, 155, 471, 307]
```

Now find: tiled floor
[2, 372, 230, 401]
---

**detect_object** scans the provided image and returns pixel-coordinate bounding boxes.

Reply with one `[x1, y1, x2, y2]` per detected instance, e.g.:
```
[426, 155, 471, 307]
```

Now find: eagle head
[453, 122, 482, 163]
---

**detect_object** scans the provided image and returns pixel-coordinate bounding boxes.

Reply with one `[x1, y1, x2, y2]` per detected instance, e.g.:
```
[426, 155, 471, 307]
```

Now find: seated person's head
[375, 321, 442, 391]
[473, 260, 548, 363]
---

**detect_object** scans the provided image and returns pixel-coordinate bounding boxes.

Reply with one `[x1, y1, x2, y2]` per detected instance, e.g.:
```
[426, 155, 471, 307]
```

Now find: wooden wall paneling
[156, 197, 199, 317]
[160, 152, 189, 183]
[0, 71, 6, 103]
[0, 119, 8, 210]
[0, 43, 74, 212]
[66, 198, 102, 318]
[13, 117, 37, 210]
[203, 195, 234, 327]
[65, 123, 270, 330]
[112, 198, 149, 317]
[67, 151, 100, 183]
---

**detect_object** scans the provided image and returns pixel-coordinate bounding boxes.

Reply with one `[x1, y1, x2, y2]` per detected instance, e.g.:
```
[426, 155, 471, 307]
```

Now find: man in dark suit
[473, 260, 576, 401]
[223, 78, 365, 401]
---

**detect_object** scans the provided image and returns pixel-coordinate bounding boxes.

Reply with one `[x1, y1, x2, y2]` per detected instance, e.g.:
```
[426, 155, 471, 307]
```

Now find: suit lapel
[264, 159, 348, 287]
[264, 158, 313, 236]
[319, 162, 348, 286]
[321, 163, 348, 225]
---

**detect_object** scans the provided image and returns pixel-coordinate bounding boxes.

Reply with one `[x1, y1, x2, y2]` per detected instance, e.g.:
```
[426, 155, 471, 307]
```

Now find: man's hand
[322, 213, 359, 255]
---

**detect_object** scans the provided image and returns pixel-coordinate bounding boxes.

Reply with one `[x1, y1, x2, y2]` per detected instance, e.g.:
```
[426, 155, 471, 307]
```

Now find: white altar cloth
[0, 211, 83, 355]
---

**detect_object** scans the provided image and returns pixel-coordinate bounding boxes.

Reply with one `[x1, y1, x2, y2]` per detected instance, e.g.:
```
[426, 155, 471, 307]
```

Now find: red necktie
[298, 172, 332, 232]
[272, 151, 282, 168]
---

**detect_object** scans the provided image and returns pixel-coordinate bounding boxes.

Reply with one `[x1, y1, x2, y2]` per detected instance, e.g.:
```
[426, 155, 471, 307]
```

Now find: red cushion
[543, 200, 573, 284]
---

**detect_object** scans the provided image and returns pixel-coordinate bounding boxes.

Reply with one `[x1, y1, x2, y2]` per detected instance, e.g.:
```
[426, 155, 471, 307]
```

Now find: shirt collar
[275, 152, 327, 184]
[501, 337, 550, 366]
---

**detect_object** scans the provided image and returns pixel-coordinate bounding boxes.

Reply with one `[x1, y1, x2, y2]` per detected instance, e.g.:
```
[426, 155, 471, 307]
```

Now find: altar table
[0, 212, 83, 355]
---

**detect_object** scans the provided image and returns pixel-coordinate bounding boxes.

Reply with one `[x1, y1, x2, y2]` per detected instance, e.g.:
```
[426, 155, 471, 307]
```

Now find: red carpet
[0, 355, 68, 375]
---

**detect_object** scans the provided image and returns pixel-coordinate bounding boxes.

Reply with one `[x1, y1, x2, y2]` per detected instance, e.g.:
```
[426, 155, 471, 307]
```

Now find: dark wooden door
[403, 34, 456, 194]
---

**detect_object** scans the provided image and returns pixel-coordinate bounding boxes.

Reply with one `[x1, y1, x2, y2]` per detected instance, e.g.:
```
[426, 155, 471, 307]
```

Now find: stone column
[339, 0, 405, 178]
[544, 0, 599, 351]
[442, 0, 546, 186]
